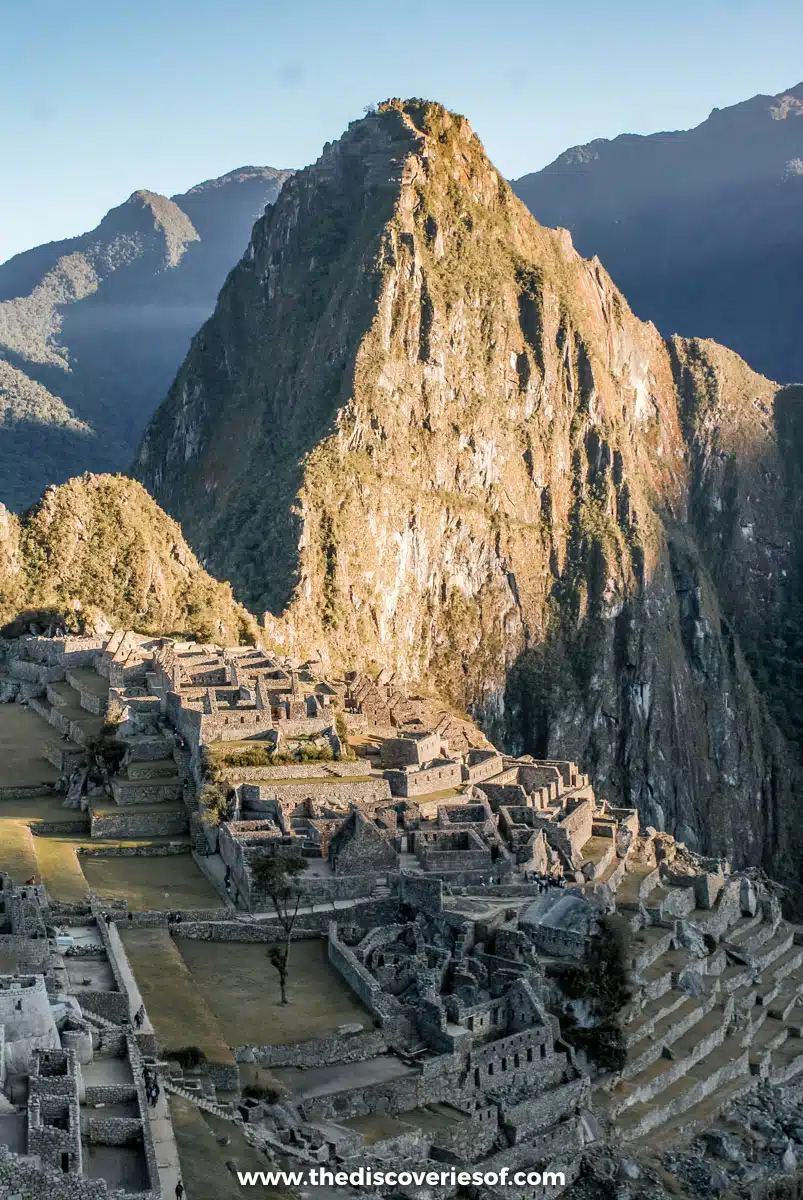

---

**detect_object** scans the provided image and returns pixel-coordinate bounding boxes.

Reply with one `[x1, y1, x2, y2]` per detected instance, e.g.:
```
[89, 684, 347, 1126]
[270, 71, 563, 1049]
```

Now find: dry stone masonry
[1, 631, 802, 1197]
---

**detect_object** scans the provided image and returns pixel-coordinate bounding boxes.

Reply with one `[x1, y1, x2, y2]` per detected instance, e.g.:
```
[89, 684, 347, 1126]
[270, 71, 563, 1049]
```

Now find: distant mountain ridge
[512, 82, 803, 384]
[0, 166, 293, 509]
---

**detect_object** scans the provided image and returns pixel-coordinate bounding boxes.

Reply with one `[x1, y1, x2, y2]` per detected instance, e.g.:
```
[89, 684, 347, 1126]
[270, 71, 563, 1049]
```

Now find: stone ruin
[0, 873, 161, 1199]
[1, 631, 803, 1197]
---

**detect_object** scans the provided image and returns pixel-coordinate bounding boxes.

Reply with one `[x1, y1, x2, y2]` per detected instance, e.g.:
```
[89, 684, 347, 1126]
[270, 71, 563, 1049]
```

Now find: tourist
[175, 1182, 184, 1199]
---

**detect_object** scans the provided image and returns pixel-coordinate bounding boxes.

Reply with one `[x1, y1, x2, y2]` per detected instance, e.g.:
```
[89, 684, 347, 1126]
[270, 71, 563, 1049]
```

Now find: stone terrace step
[726, 916, 776, 956]
[769, 1036, 803, 1085]
[631, 1064, 755, 1149]
[31, 693, 104, 745]
[69, 714, 105, 747]
[787, 1004, 803, 1037]
[622, 993, 718, 1081]
[623, 989, 691, 1048]
[65, 667, 110, 715]
[723, 909, 766, 946]
[8, 658, 65, 684]
[619, 1031, 750, 1141]
[753, 926, 795, 972]
[616, 865, 661, 907]
[125, 759, 181, 781]
[631, 927, 676, 973]
[636, 949, 689, 1003]
[611, 1000, 733, 1117]
[122, 735, 175, 762]
[768, 986, 803, 1021]
[768, 942, 803, 989]
[45, 739, 86, 772]
[748, 1015, 789, 1070]
[90, 800, 189, 839]
[110, 777, 183, 807]
[46, 680, 81, 709]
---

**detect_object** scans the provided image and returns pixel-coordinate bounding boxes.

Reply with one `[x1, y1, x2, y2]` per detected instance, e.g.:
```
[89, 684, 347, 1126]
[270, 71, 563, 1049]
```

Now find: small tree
[199, 781, 230, 826]
[251, 848, 308, 1004]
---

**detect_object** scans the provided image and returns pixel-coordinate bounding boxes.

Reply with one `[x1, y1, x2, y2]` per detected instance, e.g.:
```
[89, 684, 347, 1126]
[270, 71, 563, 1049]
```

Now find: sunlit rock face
[136, 100, 803, 895]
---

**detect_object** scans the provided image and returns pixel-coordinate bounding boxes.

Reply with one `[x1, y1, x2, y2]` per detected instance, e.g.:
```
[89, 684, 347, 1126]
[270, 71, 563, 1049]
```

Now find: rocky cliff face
[0, 167, 292, 509]
[512, 82, 803, 384]
[0, 474, 257, 645]
[136, 100, 803, 889]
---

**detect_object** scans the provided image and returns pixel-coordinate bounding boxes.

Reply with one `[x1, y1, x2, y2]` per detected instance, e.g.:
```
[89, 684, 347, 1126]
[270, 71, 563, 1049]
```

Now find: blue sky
[2, 0, 802, 263]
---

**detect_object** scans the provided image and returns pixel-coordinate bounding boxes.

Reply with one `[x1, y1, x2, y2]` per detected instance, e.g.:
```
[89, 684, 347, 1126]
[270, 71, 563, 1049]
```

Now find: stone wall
[398, 874, 443, 915]
[239, 1026, 389, 1069]
[327, 925, 386, 1014]
[79, 990, 130, 1024]
[298, 1064, 425, 1123]
[415, 828, 492, 873]
[85, 1116, 143, 1146]
[462, 752, 504, 785]
[553, 799, 595, 859]
[477, 783, 530, 811]
[89, 807, 188, 839]
[0, 1142, 154, 1199]
[385, 760, 463, 797]
[0, 935, 50, 970]
[501, 1076, 588, 1143]
[380, 734, 440, 768]
[242, 778, 391, 808]
[219, 759, 372, 783]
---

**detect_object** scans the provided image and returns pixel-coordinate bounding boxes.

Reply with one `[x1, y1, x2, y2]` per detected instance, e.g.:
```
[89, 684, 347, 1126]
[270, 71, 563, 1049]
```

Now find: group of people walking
[142, 1054, 185, 1198]
[525, 870, 568, 893]
[143, 1063, 161, 1108]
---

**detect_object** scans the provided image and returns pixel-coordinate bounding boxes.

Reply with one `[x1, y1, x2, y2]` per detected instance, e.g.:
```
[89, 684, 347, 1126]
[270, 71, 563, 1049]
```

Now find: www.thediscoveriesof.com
[236, 1165, 566, 1188]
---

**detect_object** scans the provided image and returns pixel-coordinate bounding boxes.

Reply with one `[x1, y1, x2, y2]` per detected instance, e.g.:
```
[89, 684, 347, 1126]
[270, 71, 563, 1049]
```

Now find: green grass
[0, 793, 88, 824]
[121, 928, 234, 1065]
[0, 705, 60, 787]
[169, 1095, 294, 1200]
[33, 835, 90, 902]
[1, 820, 40, 884]
[80, 854, 222, 911]
[175, 937, 369, 1045]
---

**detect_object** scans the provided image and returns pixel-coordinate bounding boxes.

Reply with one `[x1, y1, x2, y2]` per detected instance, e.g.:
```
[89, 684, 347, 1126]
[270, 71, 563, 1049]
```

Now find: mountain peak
[0, 165, 290, 508]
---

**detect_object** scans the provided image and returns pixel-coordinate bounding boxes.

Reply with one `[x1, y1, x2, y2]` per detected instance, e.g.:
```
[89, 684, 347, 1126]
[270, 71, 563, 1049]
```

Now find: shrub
[553, 913, 632, 1072]
[243, 1081, 283, 1103]
[199, 781, 230, 825]
[171, 1046, 206, 1069]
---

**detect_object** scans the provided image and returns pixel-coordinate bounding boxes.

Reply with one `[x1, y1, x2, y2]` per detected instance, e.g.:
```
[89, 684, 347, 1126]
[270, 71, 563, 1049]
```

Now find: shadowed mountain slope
[0, 167, 293, 509]
[512, 83, 803, 384]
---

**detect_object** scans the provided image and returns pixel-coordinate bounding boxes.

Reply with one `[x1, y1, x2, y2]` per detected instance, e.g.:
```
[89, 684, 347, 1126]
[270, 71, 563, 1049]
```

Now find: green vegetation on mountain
[0, 473, 257, 644]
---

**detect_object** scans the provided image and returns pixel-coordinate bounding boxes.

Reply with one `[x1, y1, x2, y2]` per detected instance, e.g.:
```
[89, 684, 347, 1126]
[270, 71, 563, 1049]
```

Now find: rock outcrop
[0, 167, 292, 508]
[512, 81, 803, 384]
[135, 100, 803, 892]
